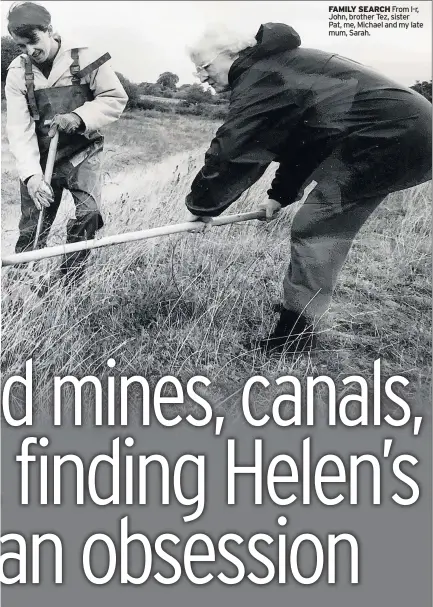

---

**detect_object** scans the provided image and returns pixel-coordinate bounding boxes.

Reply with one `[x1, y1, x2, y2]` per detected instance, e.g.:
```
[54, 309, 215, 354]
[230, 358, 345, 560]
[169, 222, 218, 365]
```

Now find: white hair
[187, 23, 257, 64]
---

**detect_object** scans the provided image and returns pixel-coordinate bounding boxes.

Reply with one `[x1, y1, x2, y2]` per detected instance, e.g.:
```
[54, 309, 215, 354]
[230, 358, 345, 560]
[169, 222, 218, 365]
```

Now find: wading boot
[258, 308, 316, 355]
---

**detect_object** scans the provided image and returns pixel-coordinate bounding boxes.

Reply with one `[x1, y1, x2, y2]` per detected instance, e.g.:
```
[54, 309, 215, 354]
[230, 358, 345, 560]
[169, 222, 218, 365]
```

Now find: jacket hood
[254, 22, 301, 56]
[229, 22, 301, 85]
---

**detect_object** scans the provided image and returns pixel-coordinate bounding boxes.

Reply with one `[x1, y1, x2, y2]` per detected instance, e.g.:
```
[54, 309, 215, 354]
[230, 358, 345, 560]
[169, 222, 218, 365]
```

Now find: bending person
[184, 22, 432, 354]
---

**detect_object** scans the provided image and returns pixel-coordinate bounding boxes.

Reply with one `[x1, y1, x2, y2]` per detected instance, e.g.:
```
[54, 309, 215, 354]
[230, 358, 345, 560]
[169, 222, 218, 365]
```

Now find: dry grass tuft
[2, 111, 431, 421]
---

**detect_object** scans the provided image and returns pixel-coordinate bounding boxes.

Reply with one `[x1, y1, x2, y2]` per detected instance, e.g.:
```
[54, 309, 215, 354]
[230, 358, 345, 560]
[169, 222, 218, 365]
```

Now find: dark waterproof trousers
[273, 90, 432, 320]
[15, 143, 104, 273]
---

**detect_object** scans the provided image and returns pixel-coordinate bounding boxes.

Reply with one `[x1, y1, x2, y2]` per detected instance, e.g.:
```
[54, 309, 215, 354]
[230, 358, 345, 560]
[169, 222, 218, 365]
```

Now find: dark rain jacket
[186, 23, 432, 217]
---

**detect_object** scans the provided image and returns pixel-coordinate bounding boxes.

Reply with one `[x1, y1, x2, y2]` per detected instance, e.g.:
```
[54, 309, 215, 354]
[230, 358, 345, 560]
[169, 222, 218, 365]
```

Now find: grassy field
[1, 108, 219, 253]
[1, 109, 431, 421]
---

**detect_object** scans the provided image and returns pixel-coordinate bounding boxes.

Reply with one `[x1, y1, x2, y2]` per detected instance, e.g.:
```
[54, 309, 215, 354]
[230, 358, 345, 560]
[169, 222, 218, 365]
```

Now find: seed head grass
[2, 111, 431, 423]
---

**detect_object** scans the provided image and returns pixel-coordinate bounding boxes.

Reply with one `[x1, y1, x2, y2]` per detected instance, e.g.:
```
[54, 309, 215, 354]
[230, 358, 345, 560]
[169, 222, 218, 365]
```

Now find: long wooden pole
[28, 131, 60, 271]
[1, 209, 266, 267]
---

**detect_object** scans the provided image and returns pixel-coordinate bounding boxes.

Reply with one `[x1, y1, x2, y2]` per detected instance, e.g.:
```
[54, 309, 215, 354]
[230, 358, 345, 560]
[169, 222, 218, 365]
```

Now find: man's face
[194, 50, 234, 93]
[11, 28, 53, 63]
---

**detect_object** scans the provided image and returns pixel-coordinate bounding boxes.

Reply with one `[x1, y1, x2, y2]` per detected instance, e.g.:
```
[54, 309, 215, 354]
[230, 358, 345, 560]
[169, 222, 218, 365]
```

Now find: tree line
[2, 35, 432, 112]
[115, 70, 230, 112]
[1, 36, 229, 117]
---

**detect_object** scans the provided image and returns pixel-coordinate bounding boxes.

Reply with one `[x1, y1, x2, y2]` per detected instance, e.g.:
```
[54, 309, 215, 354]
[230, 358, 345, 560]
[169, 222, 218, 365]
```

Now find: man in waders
[185, 22, 432, 355]
[5, 1, 128, 286]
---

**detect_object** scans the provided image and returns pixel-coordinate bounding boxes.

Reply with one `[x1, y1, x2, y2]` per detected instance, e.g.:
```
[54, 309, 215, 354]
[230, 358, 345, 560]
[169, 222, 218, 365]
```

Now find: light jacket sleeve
[5, 65, 42, 182]
[72, 58, 128, 133]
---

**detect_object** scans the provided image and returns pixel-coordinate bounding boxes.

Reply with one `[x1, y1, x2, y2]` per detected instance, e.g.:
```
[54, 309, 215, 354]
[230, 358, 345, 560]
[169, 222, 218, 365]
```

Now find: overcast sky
[1, 1, 431, 86]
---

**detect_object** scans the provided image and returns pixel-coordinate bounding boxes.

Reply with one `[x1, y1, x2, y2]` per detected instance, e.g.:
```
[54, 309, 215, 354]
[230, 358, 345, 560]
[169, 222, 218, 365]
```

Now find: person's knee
[80, 209, 104, 232]
[76, 208, 103, 222]
[70, 168, 102, 214]
[73, 189, 101, 213]
[67, 211, 104, 242]
[291, 211, 316, 241]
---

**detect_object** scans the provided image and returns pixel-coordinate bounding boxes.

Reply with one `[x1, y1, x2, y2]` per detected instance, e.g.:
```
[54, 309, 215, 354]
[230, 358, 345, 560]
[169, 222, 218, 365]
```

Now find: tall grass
[1, 112, 431, 422]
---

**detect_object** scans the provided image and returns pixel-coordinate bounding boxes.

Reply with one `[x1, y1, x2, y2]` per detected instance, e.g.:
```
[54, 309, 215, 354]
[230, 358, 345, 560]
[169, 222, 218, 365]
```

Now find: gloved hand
[184, 210, 213, 233]
[48, 112, 83, 138]
[26, 174, 54, 210]
[257, 198, 282, 221]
